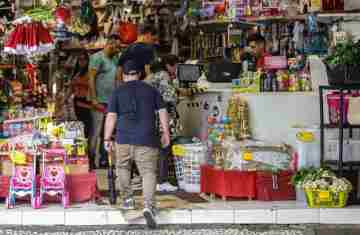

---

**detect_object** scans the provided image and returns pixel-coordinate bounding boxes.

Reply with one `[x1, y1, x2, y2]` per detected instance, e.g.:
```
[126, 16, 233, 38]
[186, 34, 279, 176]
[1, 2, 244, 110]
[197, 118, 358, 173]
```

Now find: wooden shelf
[240, 15, 306, 22]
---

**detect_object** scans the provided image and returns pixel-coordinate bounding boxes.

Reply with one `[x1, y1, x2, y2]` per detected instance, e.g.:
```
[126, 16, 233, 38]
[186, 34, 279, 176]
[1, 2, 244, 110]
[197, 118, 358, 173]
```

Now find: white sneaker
[157, 182, 178, 192]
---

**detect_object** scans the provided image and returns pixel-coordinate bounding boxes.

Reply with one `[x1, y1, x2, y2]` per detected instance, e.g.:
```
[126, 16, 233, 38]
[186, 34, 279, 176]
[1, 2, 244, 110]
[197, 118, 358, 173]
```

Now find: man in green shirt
[88, 35, 121, 168]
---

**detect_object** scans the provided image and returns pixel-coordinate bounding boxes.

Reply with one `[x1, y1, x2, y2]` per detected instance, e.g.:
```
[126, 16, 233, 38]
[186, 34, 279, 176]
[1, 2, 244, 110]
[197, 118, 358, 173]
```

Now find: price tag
[10, 151, 27, 164]
[65, 165, 70, 175]
[77, 145, 86, 156]
[319, 191, 330, 201]
[63, 144, 73, 155]
[243, 151, 253, 161]
[172, 145, 186, 156]
[296, 131, 315, 143]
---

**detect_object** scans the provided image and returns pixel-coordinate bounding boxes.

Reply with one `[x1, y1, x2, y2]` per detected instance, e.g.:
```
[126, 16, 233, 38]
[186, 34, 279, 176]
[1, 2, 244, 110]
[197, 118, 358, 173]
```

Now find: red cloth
[256, 171, 296, 201]
[200, 165, 256, 199]
[256, 52, 271, 69]
[4, 22, 53, 55]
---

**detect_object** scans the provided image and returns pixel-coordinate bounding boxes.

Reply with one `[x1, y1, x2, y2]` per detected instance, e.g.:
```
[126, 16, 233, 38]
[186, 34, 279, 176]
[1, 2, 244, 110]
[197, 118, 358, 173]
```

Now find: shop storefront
[0, 0, 360, 226]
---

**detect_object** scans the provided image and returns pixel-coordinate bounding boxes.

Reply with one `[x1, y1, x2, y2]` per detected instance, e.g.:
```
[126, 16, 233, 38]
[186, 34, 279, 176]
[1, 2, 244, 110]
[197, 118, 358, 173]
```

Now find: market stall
[0, 0, 359, 217]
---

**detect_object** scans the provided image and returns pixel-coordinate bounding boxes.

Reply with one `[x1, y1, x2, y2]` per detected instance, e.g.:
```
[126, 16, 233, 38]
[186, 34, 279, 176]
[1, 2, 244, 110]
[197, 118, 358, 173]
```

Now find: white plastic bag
[348, 96, 360, 125]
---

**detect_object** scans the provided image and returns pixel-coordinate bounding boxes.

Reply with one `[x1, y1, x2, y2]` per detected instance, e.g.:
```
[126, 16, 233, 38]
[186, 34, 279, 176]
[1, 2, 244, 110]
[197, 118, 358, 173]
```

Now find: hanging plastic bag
[118, 22, 137, 44]
[80, 0, 97, 26]
[54, 5, 72, 25]
[348, 96, 360, 125]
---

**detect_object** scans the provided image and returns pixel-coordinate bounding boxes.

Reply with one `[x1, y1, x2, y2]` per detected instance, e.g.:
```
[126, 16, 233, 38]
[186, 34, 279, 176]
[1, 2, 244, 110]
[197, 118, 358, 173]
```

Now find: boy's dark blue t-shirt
[107, 80, 166, 148]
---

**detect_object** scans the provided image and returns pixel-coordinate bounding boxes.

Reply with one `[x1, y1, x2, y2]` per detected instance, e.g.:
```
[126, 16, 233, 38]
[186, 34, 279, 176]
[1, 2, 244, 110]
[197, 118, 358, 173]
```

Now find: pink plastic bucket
[327, 93, 351, 125]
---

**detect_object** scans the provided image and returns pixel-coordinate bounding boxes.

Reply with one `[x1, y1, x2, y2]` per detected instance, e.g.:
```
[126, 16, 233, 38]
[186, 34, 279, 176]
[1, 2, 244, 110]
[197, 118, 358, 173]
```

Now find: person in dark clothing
[117, 24, 159, 80]
[248, 34, 271, 70]
[104, 60, 170, 229]
[71, 51, 92, 162]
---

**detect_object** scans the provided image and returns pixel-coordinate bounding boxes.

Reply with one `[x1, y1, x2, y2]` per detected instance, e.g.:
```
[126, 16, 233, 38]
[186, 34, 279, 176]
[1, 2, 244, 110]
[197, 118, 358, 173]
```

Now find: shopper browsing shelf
[88, 35, 121, 168]
[117, 24, 159, 80]
[104, 60, 170, 229]
[145, 55, 180, 192]
[71, 51, 92, 166]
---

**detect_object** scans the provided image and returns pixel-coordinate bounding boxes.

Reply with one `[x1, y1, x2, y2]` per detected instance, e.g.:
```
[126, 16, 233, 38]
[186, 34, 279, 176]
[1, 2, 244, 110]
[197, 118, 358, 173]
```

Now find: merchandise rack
[319, 84, 360, 204]
[319, 85, 360, 172]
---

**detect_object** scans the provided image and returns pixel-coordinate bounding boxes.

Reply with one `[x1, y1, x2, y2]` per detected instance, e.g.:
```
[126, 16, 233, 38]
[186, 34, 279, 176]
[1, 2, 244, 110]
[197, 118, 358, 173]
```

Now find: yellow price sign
[172, 145, 186, 156]
[243, 151, 253, 161]
[319, 191, 331, 201]
[296, 131, 315, 143]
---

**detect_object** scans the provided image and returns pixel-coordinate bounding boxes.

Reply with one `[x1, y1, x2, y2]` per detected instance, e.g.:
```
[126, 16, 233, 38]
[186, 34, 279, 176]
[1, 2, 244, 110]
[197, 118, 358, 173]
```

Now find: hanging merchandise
[293, 21, 304, 52]
[80, 0, 97, 26]
[118, 21, 137, 44]
[53, 23, 72, 42]
[54, 4, 72, 26]
[309, 0, 321, 12]
[24, 7, 54, 23]
[0, 0, 14, 21]
[69, 17, 91, 37]
[174, 0, 189, 18]
[4, 17, 54, 56]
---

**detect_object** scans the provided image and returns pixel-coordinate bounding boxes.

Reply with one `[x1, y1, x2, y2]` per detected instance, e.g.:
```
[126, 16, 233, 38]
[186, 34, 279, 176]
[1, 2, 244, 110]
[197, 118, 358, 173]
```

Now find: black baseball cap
[123, 60, 142, 74]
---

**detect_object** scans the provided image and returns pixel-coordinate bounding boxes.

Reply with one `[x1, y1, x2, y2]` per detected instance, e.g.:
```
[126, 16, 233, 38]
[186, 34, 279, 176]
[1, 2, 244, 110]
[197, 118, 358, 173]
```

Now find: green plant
[292, 168, 352, 193]
[325, 40, 360, 66]
[291, 167, 318, 188]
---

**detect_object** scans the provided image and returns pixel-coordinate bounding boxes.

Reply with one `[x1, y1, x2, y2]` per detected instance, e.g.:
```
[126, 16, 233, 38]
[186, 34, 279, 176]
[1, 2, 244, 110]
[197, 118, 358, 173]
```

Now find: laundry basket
[172, 143, 207, 193]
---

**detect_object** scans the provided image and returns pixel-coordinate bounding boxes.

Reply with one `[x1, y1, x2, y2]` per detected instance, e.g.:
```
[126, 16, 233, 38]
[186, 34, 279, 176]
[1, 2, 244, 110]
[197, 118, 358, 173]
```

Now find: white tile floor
[1, 201, 360, 225]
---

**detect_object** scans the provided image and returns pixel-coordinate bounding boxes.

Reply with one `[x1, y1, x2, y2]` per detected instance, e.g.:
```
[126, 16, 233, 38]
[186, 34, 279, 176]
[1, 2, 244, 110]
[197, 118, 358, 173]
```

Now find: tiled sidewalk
[0, 201, 359, 225]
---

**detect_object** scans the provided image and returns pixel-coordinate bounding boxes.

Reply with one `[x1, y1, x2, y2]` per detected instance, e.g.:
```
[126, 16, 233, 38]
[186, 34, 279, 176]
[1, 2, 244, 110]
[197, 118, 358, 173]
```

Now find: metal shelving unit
[319, 84, 360, 204]
[319, 85, 360, 172]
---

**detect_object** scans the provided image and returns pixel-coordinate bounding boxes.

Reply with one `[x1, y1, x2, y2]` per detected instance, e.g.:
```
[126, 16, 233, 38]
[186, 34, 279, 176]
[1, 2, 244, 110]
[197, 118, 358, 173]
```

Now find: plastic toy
[6, 150, 40, 209]
[39, 148, 69, 208]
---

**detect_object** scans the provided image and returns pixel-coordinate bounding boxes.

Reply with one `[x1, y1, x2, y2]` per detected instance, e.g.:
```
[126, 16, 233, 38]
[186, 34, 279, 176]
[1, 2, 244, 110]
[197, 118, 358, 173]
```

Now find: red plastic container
[327, 92, 351, 125]
[0, 175, 9, 198]
[201, 165, 256, 199]
[67, 171, 97, 203]
[256, 171, 295, 201]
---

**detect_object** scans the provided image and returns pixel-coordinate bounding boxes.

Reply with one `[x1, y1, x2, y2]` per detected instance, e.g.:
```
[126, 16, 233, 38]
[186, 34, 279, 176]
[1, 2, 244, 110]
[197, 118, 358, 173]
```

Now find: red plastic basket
[200, 165, 256, 199]
[327, 92, 351, 125]
[67, 171, 97, 203]
[0, 175, 9, 198]
[256, 171, 295, 201]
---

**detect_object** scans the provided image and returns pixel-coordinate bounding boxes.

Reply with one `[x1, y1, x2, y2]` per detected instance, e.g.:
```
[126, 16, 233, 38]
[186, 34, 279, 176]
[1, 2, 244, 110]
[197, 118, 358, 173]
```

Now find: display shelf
[0, 64, 15, 69]
[318, 11, 360, 18]
[240, 15, 306, 22]
[325, 160, 360, 167]
[201, 83, 317, 95]
[319, 85, 360, 179]
[198, 20, 257, 32]
[3, 115, 49, 124]
[324, 123, 360, 129]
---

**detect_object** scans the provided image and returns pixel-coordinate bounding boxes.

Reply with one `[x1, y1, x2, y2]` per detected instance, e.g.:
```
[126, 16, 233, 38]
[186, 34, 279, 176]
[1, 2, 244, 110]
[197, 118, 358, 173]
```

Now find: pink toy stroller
[39, 148, 69, 208]
[6, 151, 40, 209]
